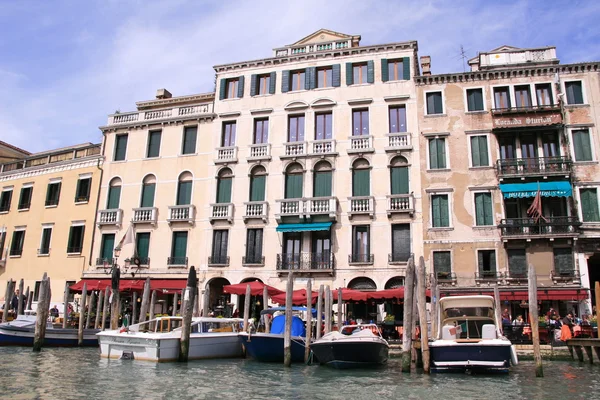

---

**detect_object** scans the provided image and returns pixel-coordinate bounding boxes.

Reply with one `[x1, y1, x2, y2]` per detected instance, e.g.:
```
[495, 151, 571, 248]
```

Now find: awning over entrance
[440, 289, 588, 301]
[500, 181, 572, 199]
[150, 280, 188, 294]
[70, 279, 188, 294]
[276, 222, 332, 232]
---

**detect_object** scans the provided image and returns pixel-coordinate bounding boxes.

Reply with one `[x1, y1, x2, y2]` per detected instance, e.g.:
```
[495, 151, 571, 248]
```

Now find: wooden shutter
[508, 249, 526, 276]
[183, 126, 197, 154]
[114, 135, 128, 161]
[573, 130, 592, 161]
[432, 195, 449, 227]
[352, 169, 370, 196]
[246, 229, 255, 260]
[177, 181, 192, 205]
[381, 59, 389, 82]
[346, 63, 353, 85]
[254, 229, 263, 259]
[67, 226, 74, 251]
[281, 70, 290, 93]
[250, 175, 265, 201]
[581, 189, 600, 222]
[392, 224, 411, 262]
[219, 79, 227, 100]
[479, 136, 489, 166]
[434, 252, 451, 274]
[553, 248, 573, 274]
[475, 193, 485, 225]
[367, 60, 375, 83]
[471, 136, 481, 166]
[107, 186, 121, 209]
[141, 183, 155, 207]
[285, 174, 303, 199]
[0, 190, 11, 210]
[216, 178, 232, 203]
[212, 230, 228, 259]
[250, 74, 258, 96]
[54, 182, 62, 205]
[429, 139, 438, 169]
[313, 171, 332, 197]
[172, 232, 188, 258]
[402, 57, 410, 80]
[269, 72, 276, 94]
[136, 233, 150, 258]
[76, 178, 90, 201]
[40, 228, 51, 252]
[148, 131, 161, 157]
[482, 193, 493, 225]
[101, 234, 115, 259]
[390, 167, 409, 195]
[332, 64, 341, 87]
[18, 188, 27, 208]
[236, 76, 245, 98]
[306, 67, 316, 90]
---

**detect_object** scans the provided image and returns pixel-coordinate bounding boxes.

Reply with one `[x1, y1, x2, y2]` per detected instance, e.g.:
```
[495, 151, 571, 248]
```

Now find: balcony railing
[277, 199, 303, 218]
[243, 255, 265, 266]
[434, 271, 457, 282]
[305, 197, 337, 220]
[348, 253, 374, 265]
[167, 256, 188, 266]
[67, 246, 83, 254]
[96, 257, 115, 266]
[248, 144, 271, 160]
[348, 135, 374, 153]
[475, 270, 503, 283]
[215, 146, 238, 163]
[130, 256, 150, 266]
[168, 205, 195, 224]
[491, 104, 561, 114]
[499, 216, 580, 238]
[386, 194, 414, 216]
[276, 252, 335, 272]
[496, 157, 571, 178]
[107, 103, 213, 126]
[283, 142, 307, 157]
[208, 255, 229, 266]
[388, 254, 410, 264]
[348, 196, 374, 218]
[385, 133, 412, 151]
[310, 139, 336, 155]
[243, 201, 268, 222]
[505, 269, 528, 281]
[210, 203, 233, 223]
[97, 209, 123, 226]
[132, 207, 158, 225]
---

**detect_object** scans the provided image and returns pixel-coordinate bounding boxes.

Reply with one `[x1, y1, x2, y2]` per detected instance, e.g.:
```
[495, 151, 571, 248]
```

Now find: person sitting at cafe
[581, 315, 591, 326]
[50, 305, 60, 319]
[512, 315, 524, 326]
[560, 313, 574, 341]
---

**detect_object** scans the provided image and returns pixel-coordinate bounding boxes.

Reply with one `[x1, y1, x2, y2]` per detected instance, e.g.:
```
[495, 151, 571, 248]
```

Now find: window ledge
[17, 208, 30, 212]
[178, 153, 198, 157]
[348, 83, 373, 88]
[564, 104, 589, 108]
[9, 255, 22, 258]
[243, 263, 265, 268]
[348, 262, 374, 266]
[67, 252, 82, 257]
[472, 225, 496, 230]
[167, 265, 187, 269]
[429, 227, 454, 231]
[573, 161, 598, 165]
[313, 87, 335, 92]
[465, 110, 487, 114]
[74, 201, 89, 205]
[424, 113, 447, 118]
[388, 261, 408, 266]
[38, 254, 50, 257]
[384, 80, 409, 84]
[111, 160, 127, 164]
[427, 168, 451, 172]
[287, 89, 309, 94]
[251, 94, 274, 98]
[0, 211, 8, 215]
[220, 97, 241, 102]
[45, 205, 58, 209]
[469, 166, 494, 170]
[144, 156, 162, 161]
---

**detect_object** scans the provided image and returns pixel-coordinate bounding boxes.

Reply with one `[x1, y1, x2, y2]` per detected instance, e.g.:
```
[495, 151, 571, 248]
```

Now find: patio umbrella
[271, 289, 318, 306]
[223, 281, 284, 296]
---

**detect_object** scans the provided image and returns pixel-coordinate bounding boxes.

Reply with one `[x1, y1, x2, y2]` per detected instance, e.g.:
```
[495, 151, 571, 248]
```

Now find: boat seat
[442, 325, 456, 340]
[482, 324, 497, 339]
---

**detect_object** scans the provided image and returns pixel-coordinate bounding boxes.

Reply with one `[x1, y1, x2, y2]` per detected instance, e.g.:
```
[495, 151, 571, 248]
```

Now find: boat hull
[311, 341, 389, 369]
[0, 326, 98, 347]
[238, 333, 306, 363]
[430, 341, 512, 372]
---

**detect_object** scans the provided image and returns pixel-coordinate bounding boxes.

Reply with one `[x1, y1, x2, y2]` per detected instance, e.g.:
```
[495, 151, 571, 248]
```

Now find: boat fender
[510, 345, 519, 366]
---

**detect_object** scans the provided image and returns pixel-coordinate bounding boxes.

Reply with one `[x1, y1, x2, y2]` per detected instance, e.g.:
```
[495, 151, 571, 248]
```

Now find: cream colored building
[414, 46, 600, 317]
[0, 143, 102, 304]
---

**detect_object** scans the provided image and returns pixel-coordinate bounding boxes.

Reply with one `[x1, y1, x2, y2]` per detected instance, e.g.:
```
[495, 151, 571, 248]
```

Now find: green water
[0, 347, 598, 399]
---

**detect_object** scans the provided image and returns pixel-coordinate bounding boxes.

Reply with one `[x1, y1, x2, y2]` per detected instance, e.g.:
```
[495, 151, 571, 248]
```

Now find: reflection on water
[0, 347, 599, 399]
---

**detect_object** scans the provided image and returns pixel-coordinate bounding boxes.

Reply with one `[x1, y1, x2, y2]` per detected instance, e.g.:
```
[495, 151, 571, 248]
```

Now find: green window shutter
[381, 59, 389, 82]
[567, 82, 584, 104]
[402, 57, 410, 80]
[101, 234, 115, 259]
[136, 233, 150, 259]
[183, 126, 197, 154]
[216, 178, 232, 203]
[45, 184, 51, 204]
[281, 70, 290, 93]
[55, 182, 62, 205]
[479, 136, 489, 166]
[440, 195, 449, 226]
[432, 195, 449, 227]
[483, 193, 493, 225]
[141, 183, 155, 207]
[40, 228, 51, 252]
[147, 131, 161, 157]
[313, 171, 332, 197]
[177, 181, 192, 205]
[254, 229, 263, 259]
[430, 139, 445, 169]
[346, 63, 354, 85]
[107, 186, 121, 209]
[250, 74, 257, 96]
[285, 174, 303, 199]
[332, 64, 341, 87]
[573, 130, 593, 161]
[391, 224, 411, 262]
[366, 60, 375, 84]
[391, 167, 409, 195]
[172, 232, 188, 258]
[581, 189, 600, 222]
[475, 193, 485, 225]
[246, 229, 255, 259]
[305, 67, 316, 90]
[437, 139, 446, 168]
[352, 169, 370, 196]
[67, 227, 74, 251]
[250, 175, 266, 201]
[114, 135, 128, 161]
[237, 76, 245, 98]
[269, 72, 276, 94]
[219, 79, 227, 100]
[471, 136, 481, 167]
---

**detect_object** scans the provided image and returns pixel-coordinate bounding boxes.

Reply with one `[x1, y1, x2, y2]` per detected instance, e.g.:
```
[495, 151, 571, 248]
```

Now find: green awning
[500, 181, 572, 199]
[276, 222, 333, 232]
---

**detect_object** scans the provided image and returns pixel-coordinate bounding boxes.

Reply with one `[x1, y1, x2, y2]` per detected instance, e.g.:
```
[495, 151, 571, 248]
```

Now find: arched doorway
[347, 277, 377, 323]
[206, 277, 231, 317]
[384, 276, 405, 322]
[238, 277, 264, 320]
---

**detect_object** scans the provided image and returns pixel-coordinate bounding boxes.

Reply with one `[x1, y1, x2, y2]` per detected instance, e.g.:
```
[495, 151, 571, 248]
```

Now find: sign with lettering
[493, 111, 562, 129]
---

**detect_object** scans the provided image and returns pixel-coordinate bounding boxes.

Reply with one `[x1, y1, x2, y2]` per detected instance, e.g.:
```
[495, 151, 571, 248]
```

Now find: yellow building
[0, 143, 102, 304]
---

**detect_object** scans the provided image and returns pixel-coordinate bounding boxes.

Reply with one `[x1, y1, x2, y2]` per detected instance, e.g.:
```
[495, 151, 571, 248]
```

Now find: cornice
[99, 113, 217, 133]
[0, 156, 103, 182]
[135, 93, 214, 110]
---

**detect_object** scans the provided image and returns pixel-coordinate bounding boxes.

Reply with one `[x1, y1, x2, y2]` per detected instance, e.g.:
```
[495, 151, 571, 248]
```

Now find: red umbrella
[223, 281, 284, 296]
[271, 289, 318, 306]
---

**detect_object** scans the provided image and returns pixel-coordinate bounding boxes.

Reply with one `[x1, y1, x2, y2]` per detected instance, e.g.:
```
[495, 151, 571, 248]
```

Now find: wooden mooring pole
[17, 279, 24, 316]
[149, 290, 157, 322]
[430, 274, 438, 341]
[262, 285, 270, 333]
[101, 286, 110, 331]
[411, 267, 419, 371]
[401, 256, 415, 372]
[33, 274, 49, 352]
[243, 284, 251, 332]
[2, 279, 13, 322]
[493, 284, 502, 334]
[304, 279, 313, 363]
[283, 272, 294, 367]
[95, 289, 103, 329]
[179, 266, 197, 362]
[596, 282, 600, 339]
[78, 283, 88, 346]
[27, 290, 33, 311]
[86, 291, 95, 329]
[337, 287, 343, 331]
[63, 282, 70, 328]
[417, 256, 430, 373]
[110, 267, 121, 330]
[139, 277, 151, 324]
[324, 285, 331, 334]
[172, 292, 179, 317]
[528, 263, 543, 377]
[202, 288, 209, 317]
[316, 284, 323, 340]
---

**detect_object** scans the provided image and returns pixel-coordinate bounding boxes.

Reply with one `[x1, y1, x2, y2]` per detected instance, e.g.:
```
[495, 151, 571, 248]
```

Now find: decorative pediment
[291, 29, 356, 46]
[284, 100, 309, 111]
[310, 98, 337, 109]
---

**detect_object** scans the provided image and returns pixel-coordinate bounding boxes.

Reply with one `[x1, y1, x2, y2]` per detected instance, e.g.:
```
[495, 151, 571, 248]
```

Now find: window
[140, 177, 156, 208]
[466, 88, 484, 111]
[45, 182, 61, 207]
[67, 225, 85, 254]
[245, 229, 263, 264]
[147, 130, 162, 158]
[17, 186, 32, 210]
[136, 232, 150, 264]
[514, 85, 532, 108]
[572, 129, 593, 161]
[249, 166, 266, 201]
[507, 248, 527, 278]
[312, 231, 331, 268]
[0, 189, 12, 212]
[177, 173, 192, 206]
[75, 177, 91, 203]
[0, 231, 5, 260]
[33, 281, 41, 301]
[10, 230, 25, 256]
[493, 87, 511, 109]
[284, 163, 303, 199]
[254, 119, 269, 144]
[426, 92, 443, 115]
[535, 83, 553, 106]
[170, 231, 188, 265]
[428, 138, 447, 169]
[222, 122, 236, 147]
[39, 227, 52, 255]
[390, 156, 409, 195]
[565, 81, 584, 105]
[216, 168, 233, 203]
[315, 112, 332, 140]
[106, 178, 121, 209]
[553, 248, 574, 276]
[433, 251, 451, 278]
[290, 69, 306, 92]
[182, 126, 197, 155]
[352, 159, 370, 197]
[211, 230, 229, 264]
[282, 232, 301, 268]
[99, 233, 115, 263]
[388, 106, 407, 133]
[580, 188, 600, 222]
[258, 74, 270, 95]
[391, 224, 410, 262]
[478, 250, 496, 277]
[351, 225, 370, 263]
[250, 73, 275, 96]
[288, 115, 305, 142]
[313, 161, 332, 197]
[219, 77, 245, 100]
[316, 66, 333, 88]
[385, 58, 409, 81]
[353, 63, 368, 84]
[470, 136, 489, 167]
[113, 134, 128, 161]
[431, 194, 450, 228]
[474, 192, 494, 226]
[352, 109, 369, 136]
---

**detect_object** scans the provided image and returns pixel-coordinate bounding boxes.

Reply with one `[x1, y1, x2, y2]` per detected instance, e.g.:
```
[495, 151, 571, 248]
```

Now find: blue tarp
[276, 222, 332, 232]
[499, 181, 572, 199]
[270, 315, 306, 336]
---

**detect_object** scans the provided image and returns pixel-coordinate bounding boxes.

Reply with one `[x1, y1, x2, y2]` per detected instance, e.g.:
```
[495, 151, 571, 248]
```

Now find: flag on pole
[527, 182, 548, 223]
[116, 223, 134, 250]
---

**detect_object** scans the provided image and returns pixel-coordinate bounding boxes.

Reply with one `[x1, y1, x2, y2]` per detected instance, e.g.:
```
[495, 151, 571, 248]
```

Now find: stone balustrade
[107, 103, 213, 126]
[97, 209, 123, 226]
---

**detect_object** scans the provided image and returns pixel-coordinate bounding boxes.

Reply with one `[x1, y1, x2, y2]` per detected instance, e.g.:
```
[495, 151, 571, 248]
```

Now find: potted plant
[590, 315, 597, 328]
[383, 315, 395, 325]
[538, 316, 547, 328]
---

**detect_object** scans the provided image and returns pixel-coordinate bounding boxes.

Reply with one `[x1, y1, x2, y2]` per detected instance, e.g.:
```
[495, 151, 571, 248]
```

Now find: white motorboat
[0, 314, 98, 347]
[429, 295, 518, 373]
[97, 316, 244, 362]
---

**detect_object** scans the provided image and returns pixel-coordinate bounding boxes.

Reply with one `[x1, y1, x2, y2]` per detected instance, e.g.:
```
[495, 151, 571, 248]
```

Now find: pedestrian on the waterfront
[11, 289, 26, 312]
[50, 305, 60, 318]
[232, 309, 239, 318]
[512, 315, 524, 326]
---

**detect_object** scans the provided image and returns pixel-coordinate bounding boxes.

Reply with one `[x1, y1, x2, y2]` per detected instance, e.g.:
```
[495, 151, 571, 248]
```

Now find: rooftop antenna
[458, 45, 468, 72]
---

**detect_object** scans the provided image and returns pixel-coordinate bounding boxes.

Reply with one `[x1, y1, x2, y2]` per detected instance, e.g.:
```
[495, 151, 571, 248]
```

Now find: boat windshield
[443, 306, 494, 319]
[340, 324, 381, 336]
[443, 317, 496, 339]
[195, 321, 239, 334]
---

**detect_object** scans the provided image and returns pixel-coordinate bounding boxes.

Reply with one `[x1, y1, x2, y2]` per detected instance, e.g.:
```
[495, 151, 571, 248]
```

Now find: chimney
[156, 88, 172, 99]
[420, 56, 431, 76]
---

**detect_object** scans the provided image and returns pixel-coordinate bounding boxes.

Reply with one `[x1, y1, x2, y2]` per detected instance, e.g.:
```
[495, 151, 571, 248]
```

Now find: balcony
[505, 269, 528, 283]
[214, 146, 238, 164]
[499, 216, 580, 239]
[167, 256, 188, 267]
[434, 272, 457, 285]
[208, 255, 229, 267]
[386, 194, 414, 217]
[388, 254, 409, 265]
[106, 103, 213, 127]
[243, 201, 268, 222]
[276, 199, 304, 221]
[475, 270, 503, 285]
[210, 203, 233, 223]
[276, 252, 335, 275]
[347, 135, 374, 154]
[551, 269, 581, 284]
[248, 144, 271, 161]
[167, 205, 195, 224]
[309, 139, 337, 155]
[132, 207, 158, 225]
[242, 255, 265, 267]
[281, 142, 307, 158]
[496, 157, 572, 179]
[97, 209, 123, 227]
[348, 196, 374, 219]
[348, 253, 374, 265]
[385, 133, 412, 152]
[491, 105, 562, 129]
[305, 197, 337, 221]
[95, 257, 115, 267]
[129, 256, 150, 267]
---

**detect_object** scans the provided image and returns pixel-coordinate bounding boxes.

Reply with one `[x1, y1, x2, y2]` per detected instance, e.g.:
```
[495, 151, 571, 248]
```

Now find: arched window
[348, 277, 377, 290]
[313, 161, 332, 197]
[390, 156, 409, 195]
[140, 174, 156, 207]
[176, 172, 193, 205]
[351, 158, 370, 197]
[284, 163, 303, 199]
[385, 276, 405, 289]
[216, 168, 233, 203]
[249, 166, 267, 202]
[107, 177, 122, 209]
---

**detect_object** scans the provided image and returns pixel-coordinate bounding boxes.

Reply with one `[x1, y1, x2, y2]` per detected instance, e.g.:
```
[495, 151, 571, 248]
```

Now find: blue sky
[1, 0, 599, 153]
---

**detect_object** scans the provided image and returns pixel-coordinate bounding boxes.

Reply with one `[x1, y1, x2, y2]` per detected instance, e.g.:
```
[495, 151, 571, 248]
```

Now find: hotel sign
[493, 111, 562, 129]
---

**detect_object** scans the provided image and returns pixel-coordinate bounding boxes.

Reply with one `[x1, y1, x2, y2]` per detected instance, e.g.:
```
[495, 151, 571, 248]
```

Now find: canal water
[0, 347, 598, 399]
